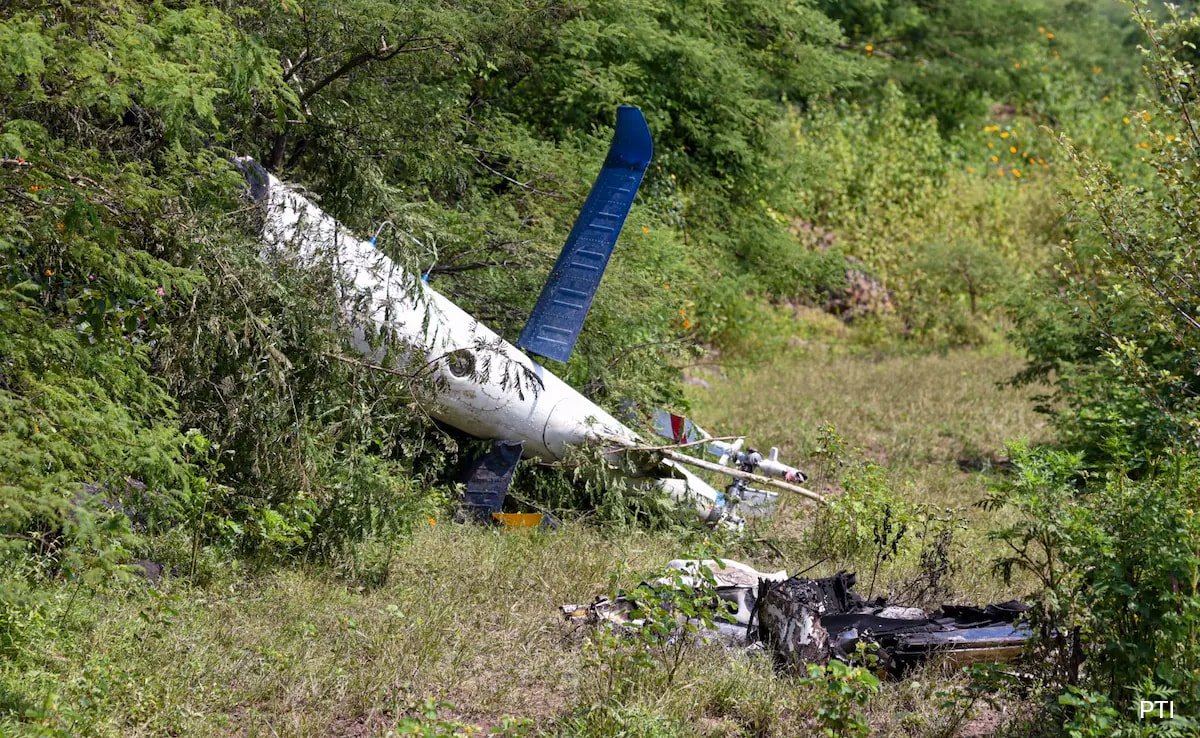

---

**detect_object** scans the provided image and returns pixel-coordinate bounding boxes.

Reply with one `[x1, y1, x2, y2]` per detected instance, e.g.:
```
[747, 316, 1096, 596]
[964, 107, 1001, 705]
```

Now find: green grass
[2, 343, 1051, 737]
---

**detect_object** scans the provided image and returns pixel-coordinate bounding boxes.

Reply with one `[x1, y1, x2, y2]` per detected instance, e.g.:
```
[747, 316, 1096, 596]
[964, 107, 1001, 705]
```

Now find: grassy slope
[5, 343, 1049, 737]
[689, 343, 1049, 603]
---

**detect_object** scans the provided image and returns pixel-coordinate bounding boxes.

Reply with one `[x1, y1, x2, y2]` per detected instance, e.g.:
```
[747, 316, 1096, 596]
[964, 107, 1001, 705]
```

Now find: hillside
[3, 1, 1199, 735]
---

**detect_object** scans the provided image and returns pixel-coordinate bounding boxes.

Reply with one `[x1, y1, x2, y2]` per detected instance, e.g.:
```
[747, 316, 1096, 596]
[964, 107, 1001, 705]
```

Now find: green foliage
[797, 650, 882, 738]
[809, 425, 914, 560]
[393, 698, 532, 737]
[0, 0, 284, 652]
[819, 0, 1144, 132]
[566, 559, 744, 736]
[1009, 2, 1200, 468]
[986, 445, 1200, 723]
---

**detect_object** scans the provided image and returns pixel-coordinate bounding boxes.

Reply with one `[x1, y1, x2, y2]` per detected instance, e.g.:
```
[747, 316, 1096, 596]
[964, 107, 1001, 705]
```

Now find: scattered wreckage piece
[756, 571, 1032, 676]
[563, 562, 1033, 678]
[562, 559, 787, 645]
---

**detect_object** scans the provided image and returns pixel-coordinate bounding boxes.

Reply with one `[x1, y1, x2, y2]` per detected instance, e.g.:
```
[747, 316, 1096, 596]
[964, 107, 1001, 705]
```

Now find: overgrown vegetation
[4, 0, 1200, 734]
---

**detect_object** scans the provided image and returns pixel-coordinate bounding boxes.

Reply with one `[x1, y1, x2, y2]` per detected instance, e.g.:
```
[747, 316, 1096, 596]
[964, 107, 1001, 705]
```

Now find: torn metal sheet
[756, 572, 1032, 676]
[563, 563, 1033, 677]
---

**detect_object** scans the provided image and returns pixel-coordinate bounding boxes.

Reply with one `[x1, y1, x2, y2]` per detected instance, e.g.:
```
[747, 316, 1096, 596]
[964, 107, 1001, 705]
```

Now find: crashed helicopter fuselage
[240, 107, 818, 527]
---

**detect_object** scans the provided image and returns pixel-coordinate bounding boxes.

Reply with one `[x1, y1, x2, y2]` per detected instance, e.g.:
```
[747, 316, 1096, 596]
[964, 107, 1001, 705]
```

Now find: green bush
[987, 445, 1200, 725]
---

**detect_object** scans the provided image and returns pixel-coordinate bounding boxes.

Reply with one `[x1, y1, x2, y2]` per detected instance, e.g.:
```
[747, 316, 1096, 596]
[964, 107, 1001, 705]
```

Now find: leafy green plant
[579, 558, 738, 733]
[797, 648, 882, 738]
[986, 444, 1200, 721]
[808, 425, 914, 561]
[392, 698, 532, 737]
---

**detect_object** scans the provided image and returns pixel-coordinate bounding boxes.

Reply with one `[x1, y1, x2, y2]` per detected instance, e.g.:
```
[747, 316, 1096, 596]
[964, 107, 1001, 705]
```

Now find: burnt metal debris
[563, 561, 1032, 678]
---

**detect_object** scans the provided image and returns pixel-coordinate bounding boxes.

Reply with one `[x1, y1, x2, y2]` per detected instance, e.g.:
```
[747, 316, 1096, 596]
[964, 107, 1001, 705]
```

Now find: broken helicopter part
[563, 562, 1032, 677]
[239, 107, 820, 528]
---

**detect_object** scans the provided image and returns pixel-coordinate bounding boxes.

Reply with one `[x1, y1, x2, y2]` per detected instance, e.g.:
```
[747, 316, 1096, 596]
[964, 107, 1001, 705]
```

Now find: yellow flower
[1102, 96, 1110, 102]
[996, 169, 1005, 177]
[1012, 169, 1022, 178]
[966, 166, 975, 173]
[1038, 26, 1045, 34]
[1167, 134, 1177, 142]
[428, 518, 436, 527]
[662, 283, 670, 290]
[1142, 112, 1152, 122]
[1046, 32, 1054, 39]
[1123, 117, 1131, 125]
[1009, 146, 1017, 154]
[642, 225, 650, 233]
[682, 319, 692, 329]
[990, 155, 999, 163]
[1092, 66, 1103, 74]
[865, 44, 874, 52]
[1013, 62, 1020, 69]
[1000, 131, 1010, 139]
[987, 142, 994, 148]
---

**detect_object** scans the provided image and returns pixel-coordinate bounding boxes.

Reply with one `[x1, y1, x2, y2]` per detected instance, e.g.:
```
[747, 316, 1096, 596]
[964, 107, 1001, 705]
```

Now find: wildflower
[1009, 146, 1017, 154]
[1013, 62, 1020, 69]
[642, 225, 649, 233]
[990, 155, 999, 163]
[865, 44, 874, 55]
[1141, 112, 1152, 122]
[56, 222, 64, 231]
[1167, 134, 1176, 142]
[682, 319, 692, 329]
[45, 269, 53, 276]
[987, 142, 994, 148]
[156, 287, 165, 297]
[428, 518, 436, 527]
[678, 308, 686, 317]
[1046, 32, 1054, 39]
[29, 185, 39, 192]
[662, 283, 670, 290]
[1123, 117, 1131, 125]
[1038, 26, 1045, 33]
[996, 169, 1005, 177]
[1092, 66, 1103, 74]
[1012, 169, 1022, 178]
[1000, 131, 1010, 139]
[1102, 96, 1110, 102]
[966, 166, 975, 173]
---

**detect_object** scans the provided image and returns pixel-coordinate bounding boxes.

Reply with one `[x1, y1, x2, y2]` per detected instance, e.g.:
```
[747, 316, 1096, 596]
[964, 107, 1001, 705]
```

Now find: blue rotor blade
[516, 106, 653, 363]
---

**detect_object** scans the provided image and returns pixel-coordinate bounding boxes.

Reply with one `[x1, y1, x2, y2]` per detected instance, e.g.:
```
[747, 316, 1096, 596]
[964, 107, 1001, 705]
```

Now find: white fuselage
[255, 170, 727, 522]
